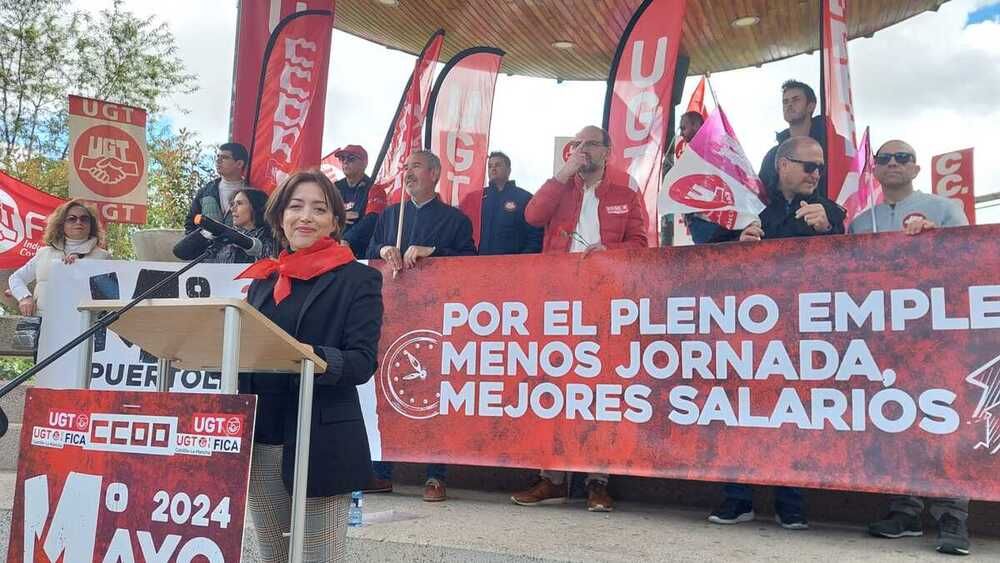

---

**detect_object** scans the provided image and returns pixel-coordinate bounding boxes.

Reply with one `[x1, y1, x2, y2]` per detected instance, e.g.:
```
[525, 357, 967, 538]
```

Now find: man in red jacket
[512, 127, 647, 513]
[524, 125, 648, 254]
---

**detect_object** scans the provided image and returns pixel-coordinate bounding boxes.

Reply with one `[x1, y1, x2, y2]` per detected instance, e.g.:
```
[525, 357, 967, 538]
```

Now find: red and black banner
[370, 30, 445, 205]
[822, 0, 859, 204]
[0, 172, 65, 269]
[246, 7, 334, 192]
[603, 0, 687, 247]
[8, 389, 257, 561]
[230, 0, 333, 151]
[372, 225, 1000, 501]
[425, 47, 504, 245]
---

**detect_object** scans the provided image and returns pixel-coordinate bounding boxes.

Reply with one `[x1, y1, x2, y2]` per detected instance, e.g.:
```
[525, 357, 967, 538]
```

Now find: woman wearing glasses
[9, 199, 111, 317]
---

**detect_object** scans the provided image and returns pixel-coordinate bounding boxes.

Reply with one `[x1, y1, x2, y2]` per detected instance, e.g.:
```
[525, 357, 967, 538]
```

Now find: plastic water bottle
[348, 491, 363, 526]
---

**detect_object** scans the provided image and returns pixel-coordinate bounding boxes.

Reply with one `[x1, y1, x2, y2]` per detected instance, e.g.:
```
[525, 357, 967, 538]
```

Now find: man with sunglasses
[850, 139, 970, 556]
[707, 136, 843, 530]
[524, 125, 647, 256]
[332, 145, 387, 257]
[848, 140, 967, 235]
[185, 142, 251, 233]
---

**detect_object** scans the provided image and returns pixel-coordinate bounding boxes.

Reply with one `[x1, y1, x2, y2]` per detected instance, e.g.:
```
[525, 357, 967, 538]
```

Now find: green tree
[0, 0, 203, 258]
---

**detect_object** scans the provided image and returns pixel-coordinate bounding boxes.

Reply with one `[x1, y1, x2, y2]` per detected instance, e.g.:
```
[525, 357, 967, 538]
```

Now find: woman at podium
[236, 170, 383, 562]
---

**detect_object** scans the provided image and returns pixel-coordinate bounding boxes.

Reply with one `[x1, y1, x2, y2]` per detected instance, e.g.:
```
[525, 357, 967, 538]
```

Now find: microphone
[194, 214, 263, 256]
[172, 215, 263, 261]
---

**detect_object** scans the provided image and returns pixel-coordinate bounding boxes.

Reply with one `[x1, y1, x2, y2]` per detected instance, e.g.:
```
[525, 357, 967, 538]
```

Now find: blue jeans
[373, 461, 447, 482]
[723, 483, 805, 516]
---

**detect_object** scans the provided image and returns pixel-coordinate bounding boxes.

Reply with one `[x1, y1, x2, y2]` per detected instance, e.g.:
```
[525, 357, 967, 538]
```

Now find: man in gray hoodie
[852, 139, 971, 556]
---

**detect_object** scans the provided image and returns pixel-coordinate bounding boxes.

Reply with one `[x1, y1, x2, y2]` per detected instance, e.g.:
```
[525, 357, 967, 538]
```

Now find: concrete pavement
[1, 472, 996, 561]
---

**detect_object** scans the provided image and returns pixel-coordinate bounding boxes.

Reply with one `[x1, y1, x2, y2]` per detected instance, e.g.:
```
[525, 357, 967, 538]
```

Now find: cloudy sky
[75, 0, 1000, 223]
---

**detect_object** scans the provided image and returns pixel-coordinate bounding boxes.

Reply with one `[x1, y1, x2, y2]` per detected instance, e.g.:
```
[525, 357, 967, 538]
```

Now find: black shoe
[708, 498, 754, 524]
[775, 511, 809, 530]
[936, 513, 971, 556]
[868, 511, 923, 539]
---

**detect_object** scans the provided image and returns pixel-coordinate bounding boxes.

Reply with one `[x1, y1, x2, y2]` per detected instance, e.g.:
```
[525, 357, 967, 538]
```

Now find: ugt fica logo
[380, 330, 442, 420]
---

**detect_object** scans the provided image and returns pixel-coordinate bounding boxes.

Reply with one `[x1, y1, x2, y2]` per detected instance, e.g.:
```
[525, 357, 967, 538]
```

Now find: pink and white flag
[840, 126, 882, 225]
[659, 107, 766, 229]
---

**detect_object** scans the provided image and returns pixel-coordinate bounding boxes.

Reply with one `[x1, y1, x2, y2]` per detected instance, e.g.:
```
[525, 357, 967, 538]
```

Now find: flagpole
[704, 73, 720, 109]
[392, 182, 409, 278]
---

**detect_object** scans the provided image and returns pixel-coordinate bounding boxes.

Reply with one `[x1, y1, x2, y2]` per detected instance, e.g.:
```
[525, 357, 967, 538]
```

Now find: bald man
[525, 125, 648, 255]
[849, 140, 967, 235]
[852, 140, 970, 556]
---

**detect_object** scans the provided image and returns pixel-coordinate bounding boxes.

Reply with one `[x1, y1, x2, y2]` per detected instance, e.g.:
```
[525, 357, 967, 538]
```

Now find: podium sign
[7, 389, 256, 562]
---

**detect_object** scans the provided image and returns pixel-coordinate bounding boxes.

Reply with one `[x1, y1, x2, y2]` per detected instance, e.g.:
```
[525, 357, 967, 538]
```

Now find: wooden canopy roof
[335, 0, 950, 80]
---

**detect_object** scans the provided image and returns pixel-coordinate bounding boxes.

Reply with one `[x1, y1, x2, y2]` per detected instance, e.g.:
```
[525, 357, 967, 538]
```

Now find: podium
[76, 297, 326, 563]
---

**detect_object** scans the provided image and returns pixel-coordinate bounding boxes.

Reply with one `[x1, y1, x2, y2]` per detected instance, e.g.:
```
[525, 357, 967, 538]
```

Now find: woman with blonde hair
[9, 199, 111, 316]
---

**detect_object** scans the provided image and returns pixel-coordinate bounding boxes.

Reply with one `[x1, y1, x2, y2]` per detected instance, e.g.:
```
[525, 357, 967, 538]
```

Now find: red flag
[426, 47, 505, 246]
[603, 0, 688, 247]
[822, 0, 859, 204]
[247, 8, 334, 192]
[675, 76, 707, 159]
[370, 30, 445, 206]
[319, 151, 344, 182]
[230, 0, 332, 150]
[840, 127, 883, 225]
[931, 148, 976, 225]
[0, 172, 66, 269]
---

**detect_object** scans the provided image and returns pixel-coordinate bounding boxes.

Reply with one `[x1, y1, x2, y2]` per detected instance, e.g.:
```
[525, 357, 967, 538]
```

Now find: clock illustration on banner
[380, 329, 443, 419]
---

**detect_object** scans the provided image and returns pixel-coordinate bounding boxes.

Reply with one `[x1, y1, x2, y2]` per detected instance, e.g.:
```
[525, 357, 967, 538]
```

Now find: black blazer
[239, 260, 384, 497]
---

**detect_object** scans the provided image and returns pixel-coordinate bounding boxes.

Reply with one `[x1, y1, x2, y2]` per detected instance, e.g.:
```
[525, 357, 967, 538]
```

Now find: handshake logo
[78, 135, 140, 186]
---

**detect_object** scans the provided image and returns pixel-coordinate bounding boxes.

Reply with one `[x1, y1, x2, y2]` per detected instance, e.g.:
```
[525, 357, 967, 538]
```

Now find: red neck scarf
[236, 238, 355, 304]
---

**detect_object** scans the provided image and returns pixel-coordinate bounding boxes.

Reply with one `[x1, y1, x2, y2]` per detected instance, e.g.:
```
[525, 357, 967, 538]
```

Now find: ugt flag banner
[603, 0, 687, 247]
[659, 108, 766, 229]
[247, 8, 334, 192]
[0, 172, 65, 269]
[426, 47, 505, 246]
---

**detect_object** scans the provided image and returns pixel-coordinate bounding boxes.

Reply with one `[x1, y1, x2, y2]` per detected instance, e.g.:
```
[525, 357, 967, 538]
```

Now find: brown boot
[586, 481, 613, 512]
[423, 478, 446, 502]
[511, 478, 567, 506]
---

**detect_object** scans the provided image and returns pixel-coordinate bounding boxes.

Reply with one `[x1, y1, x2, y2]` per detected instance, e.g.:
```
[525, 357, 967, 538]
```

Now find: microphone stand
[0, 240, 227, 438]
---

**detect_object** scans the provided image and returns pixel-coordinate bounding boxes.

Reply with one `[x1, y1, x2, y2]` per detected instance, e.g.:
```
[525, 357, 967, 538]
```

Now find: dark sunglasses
[874, 152, 914, 166]
[65, 214, 91, 224]
[784, 157, 826, 175]
[338, 154, 361, 163]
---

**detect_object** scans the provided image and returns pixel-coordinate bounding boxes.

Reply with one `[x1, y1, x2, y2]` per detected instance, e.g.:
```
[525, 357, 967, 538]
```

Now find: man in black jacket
[738, 136, 845, 242]
[758, 80, 828, 199]
[185, 142, 250, 233]
[365, 149, 475, 501]
[458, 151, 543, 255]
[708, 136, 843, 531]
[334, 145, 386, 257]
[367, 150, 477, 270]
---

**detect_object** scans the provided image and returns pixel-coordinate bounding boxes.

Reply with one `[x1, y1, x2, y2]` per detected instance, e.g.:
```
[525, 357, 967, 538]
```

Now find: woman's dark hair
[235, 188, 269, 230]
[264, 170, 347, 248]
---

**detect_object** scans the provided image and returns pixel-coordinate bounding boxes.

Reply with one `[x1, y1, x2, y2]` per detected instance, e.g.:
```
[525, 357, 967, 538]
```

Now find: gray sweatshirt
[848, 190, 968, 234]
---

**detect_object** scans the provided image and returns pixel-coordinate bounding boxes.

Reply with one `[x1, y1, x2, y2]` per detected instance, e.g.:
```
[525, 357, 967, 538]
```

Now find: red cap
[334, 145, 368, 161]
